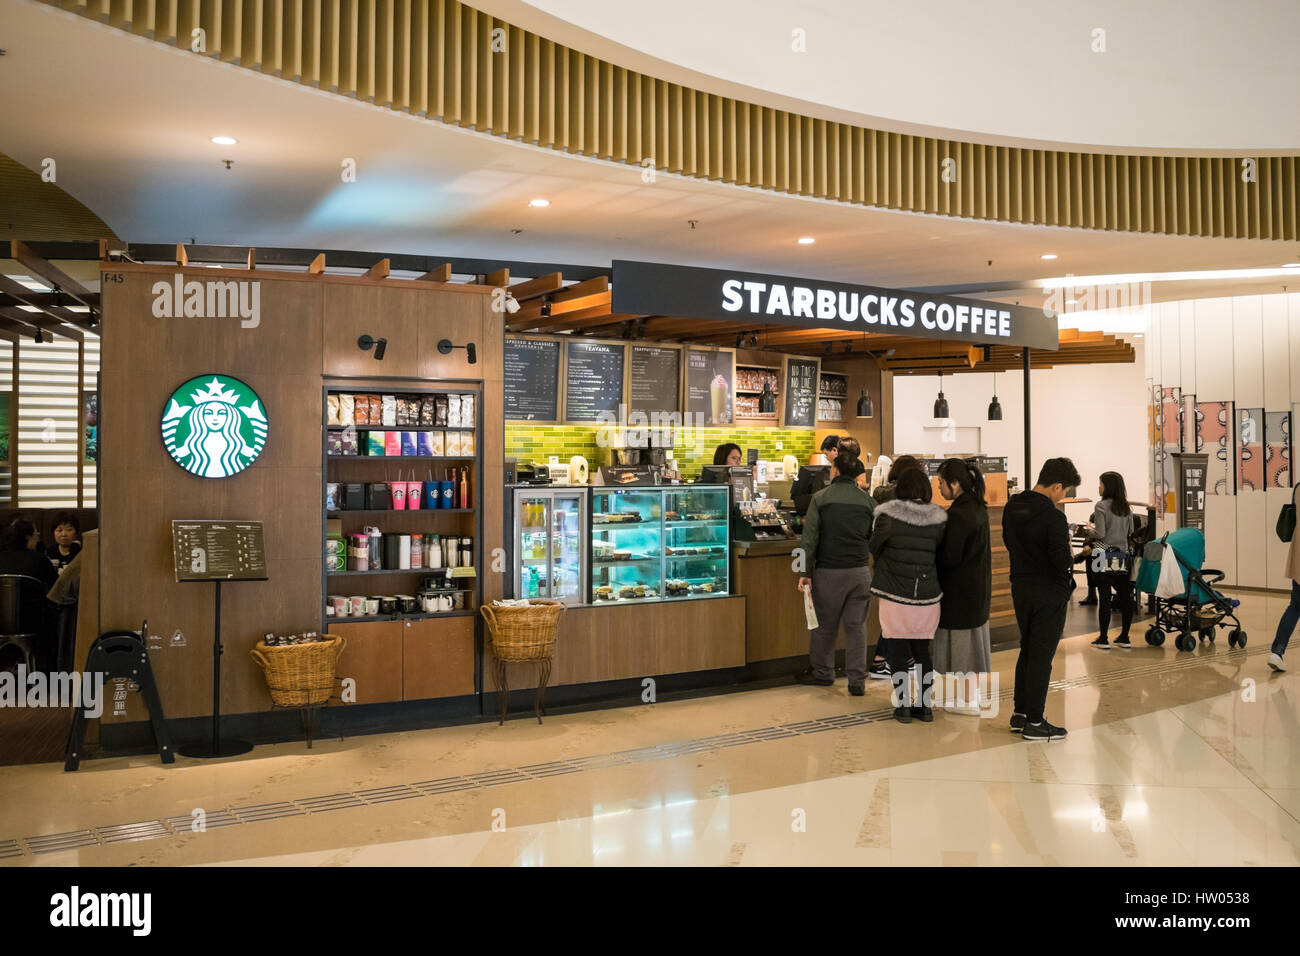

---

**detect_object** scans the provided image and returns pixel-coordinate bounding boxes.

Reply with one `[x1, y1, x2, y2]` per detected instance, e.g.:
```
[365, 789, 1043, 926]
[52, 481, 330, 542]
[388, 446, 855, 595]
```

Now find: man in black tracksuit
[1002, 457, 1081, 741]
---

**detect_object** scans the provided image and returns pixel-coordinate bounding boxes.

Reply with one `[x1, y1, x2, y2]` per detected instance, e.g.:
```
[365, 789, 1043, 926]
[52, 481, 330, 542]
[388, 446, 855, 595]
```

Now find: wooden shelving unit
[735, 362, 780, 425]
[817, 370, 848, 425]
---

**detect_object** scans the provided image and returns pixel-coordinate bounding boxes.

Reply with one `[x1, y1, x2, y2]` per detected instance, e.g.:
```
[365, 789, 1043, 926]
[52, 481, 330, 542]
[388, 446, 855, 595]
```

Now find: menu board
[685, 348, 734, 426]
[628, 345, 681, 417]
[564, 341, 625, 422]
[171, 520, 268, 582]
[504, 338, 560, 421]
[784, 358, 819, 427]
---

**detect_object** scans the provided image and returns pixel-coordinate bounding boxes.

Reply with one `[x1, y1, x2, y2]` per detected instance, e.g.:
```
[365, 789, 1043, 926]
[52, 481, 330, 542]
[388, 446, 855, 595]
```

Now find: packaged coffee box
[461, 431, 476, 455]
[326, 535, 346, 556]
[434, 395, 448, 426]
[445, 431, 463, 456]
[447, 395, 462, 428]
[366, 482, 392, 509]
[326, 432, 344, 456]
[401, 431, 418, 456]
[394, 397, 409, 427]
[344, 484, 366, 510]
[366, 395, 383, 425]
[460, 394, 475, 426]
[353, 394, 370, 426]
[381, 394, 397, 427]
[384, 431, 402, 456]
[420, 395, 437, 426]
[418, 431, 435, 456]
[327, 394, 341, 426]
[339, 429, 359, 456]
[339, 394, 356, 426]
[366, 430, 387, 456]
[430, 430, 445, 455]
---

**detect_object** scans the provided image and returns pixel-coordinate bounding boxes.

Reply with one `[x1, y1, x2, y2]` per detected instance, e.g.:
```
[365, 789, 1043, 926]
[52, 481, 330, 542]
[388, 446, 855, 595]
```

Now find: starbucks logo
[161, 375, 268, 478]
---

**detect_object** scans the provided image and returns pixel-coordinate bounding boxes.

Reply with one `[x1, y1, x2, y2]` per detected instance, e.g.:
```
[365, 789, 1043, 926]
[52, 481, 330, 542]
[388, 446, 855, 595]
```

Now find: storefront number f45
[161, 375, 268, 478]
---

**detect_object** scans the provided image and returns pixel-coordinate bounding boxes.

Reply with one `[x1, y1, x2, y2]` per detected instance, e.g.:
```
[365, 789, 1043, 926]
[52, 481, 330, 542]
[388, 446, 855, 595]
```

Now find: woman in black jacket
[935, 458, 993, 716]
[869, 469, 947, 723]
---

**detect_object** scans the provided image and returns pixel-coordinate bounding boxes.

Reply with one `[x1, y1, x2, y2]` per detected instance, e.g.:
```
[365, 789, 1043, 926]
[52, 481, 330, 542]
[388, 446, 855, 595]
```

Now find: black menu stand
[179, 579, 253, 758]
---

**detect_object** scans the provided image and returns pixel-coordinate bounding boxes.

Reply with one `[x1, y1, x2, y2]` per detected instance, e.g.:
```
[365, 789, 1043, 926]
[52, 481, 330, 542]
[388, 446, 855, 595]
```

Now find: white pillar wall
[1146, 291, 1300, 590]
[891, 356, 1149, 520]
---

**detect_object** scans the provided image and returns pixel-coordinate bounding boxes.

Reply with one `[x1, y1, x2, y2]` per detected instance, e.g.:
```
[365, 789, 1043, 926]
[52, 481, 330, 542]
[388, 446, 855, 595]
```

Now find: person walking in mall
[795, 440, 876, 695]
[869, 469, 948, 723]
[867, 454, 923, 679]
[934, 458, 992, 716]
[1270, 480, 1300, 672]
[1003, 457, 1081, 741]
[1087, 471, 1138, 651]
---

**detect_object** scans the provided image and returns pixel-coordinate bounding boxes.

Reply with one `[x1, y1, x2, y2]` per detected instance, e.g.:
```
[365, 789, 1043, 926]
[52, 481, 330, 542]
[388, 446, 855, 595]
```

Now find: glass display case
[590, 485, 730, 604]
[512, 488, 587, 604]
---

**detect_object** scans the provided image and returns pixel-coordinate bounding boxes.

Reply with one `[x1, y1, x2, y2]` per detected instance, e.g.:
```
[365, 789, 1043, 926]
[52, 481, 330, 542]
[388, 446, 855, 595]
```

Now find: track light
[933, 372, 949, 419]
[438, 339, 478, 364]
[357, 334, 387, 360]
[540, 301, 552, 318]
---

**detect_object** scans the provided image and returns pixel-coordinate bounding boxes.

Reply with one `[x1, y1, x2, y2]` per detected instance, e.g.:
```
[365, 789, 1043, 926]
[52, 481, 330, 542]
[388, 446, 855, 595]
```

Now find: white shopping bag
[802, 585, 819, 630]
[1155, 545, 1184, 598]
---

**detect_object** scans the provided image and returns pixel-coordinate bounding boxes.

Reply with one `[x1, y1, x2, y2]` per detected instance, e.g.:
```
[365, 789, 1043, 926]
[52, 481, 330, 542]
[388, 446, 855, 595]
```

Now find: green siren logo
[161, 375, 268, 478]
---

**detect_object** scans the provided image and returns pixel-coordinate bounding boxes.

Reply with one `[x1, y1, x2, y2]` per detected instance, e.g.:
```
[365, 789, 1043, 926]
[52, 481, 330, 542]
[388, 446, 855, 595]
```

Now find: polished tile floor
[1, 589, 1296, 866]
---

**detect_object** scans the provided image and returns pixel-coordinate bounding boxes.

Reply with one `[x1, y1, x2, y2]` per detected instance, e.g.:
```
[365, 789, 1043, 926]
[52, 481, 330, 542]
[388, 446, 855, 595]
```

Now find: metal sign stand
[178, 579, 253, 758]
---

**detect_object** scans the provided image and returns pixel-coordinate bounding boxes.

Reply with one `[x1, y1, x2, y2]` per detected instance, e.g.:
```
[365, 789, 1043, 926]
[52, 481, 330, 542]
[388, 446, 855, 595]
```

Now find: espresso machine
[603, 426, 674, 468]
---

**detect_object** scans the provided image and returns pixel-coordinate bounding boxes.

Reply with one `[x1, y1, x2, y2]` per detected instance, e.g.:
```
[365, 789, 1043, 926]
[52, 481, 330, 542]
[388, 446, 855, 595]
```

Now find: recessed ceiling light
[1284, 262, 1300, 268]
[797, 237, 815, 245]
[529, 198, 550, 207]
[1040, 253, 1058, 260]
[211, 135, 237, 145]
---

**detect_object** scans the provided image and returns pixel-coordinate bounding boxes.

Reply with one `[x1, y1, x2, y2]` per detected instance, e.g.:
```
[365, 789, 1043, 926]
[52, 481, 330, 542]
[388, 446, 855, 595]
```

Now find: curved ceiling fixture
[39, 0, 1298, 242]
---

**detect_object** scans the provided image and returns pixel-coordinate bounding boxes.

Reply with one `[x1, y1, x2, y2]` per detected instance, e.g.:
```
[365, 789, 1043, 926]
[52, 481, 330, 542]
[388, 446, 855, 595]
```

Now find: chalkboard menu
[784, 358, 819, 427]
[628, 345, 681, 417]
[171, 520, 268, 582]
[504, 338, 560, 421]
[685, 348, 734, 426]
[564, 341, 625, 422]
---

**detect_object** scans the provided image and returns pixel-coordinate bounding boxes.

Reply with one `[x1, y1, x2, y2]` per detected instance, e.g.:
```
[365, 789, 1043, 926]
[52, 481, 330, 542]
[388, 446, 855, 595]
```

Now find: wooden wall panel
[487, 595, 745, 690]
[99, 265, 498, 721]
[403, 615, 474, 699]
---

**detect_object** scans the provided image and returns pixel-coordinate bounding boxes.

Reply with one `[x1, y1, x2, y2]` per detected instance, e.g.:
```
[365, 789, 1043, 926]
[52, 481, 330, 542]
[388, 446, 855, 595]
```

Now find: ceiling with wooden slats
[40, 0, 1297, 242]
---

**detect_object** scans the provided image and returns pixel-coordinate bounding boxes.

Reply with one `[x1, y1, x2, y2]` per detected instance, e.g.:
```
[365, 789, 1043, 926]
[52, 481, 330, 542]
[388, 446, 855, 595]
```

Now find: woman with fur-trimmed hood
[868, 468, 948, 723]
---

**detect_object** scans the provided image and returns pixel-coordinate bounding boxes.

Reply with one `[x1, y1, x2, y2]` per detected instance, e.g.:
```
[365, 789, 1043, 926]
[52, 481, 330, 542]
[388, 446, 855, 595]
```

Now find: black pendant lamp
[988, 371, 1003, 421]
[856, 386, 874, 418]
[933, 372, 949, 419]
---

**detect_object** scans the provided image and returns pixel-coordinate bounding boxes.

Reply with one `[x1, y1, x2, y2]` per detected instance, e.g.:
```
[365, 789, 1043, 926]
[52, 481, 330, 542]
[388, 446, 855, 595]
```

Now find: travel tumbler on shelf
[367, 526, 383, 571]
[439, 478, 454, 509]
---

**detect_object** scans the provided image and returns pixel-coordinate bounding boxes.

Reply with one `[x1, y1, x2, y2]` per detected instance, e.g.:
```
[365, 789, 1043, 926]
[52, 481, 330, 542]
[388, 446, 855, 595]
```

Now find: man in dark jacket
[795, 445, 876, 694]
[1003, 457, 1080, 741]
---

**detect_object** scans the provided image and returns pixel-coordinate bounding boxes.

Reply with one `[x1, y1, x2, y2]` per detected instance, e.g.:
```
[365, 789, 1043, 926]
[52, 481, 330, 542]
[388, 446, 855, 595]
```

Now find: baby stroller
[1134, 527, 1246, 652]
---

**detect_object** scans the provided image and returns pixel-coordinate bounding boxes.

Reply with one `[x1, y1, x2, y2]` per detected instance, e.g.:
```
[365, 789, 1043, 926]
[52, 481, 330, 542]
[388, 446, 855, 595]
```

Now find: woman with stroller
[869, 468, 948, 722]
[1087, 471, 1138, 650]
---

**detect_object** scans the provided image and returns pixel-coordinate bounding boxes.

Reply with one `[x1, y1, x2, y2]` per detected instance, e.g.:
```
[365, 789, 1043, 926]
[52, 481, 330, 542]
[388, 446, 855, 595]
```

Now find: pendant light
[987, 371, 1003, 421]
[933, 372, 949, 419]
[855, 386, 874, 418]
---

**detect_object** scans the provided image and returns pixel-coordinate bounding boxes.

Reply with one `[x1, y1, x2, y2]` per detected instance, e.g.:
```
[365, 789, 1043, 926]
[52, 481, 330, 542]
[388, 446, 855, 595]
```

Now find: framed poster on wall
[685, 347, 734, 426]
[1237, 407, 1264, 492]
[1264, 410, 1290, 490]
[1193, 398, 1235, 495]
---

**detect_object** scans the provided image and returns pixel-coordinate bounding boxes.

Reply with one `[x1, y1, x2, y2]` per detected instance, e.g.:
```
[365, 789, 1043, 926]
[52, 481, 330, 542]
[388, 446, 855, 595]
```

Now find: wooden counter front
[487, 595, 746, 690]
[733, 539, 808, 662]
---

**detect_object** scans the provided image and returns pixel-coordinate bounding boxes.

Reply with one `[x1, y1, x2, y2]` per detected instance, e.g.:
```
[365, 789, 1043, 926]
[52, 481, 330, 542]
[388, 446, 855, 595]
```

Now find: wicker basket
[480, 601, 565, 662]
[250, 635, 346, 708]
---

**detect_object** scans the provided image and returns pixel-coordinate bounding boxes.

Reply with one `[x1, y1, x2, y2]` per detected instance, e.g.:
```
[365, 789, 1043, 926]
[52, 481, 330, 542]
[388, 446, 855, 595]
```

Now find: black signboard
[628, 345, 681, 418]
[1174, 453, 1208, 530]
[611, 260, 1060, 351]
[784, 358, 818, 428]
[971, 455, 1008, 475]
[504, 337, 560, 421]
[685, 348, 733, 426]
[171, 520, 268, 582]
[564, 341, 625, 422]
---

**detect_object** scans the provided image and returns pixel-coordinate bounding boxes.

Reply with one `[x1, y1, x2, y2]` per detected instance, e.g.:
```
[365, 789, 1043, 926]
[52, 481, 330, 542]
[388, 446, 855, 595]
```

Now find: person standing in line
[1003, 457, 1081, 741]
[1271, 480, 1300, 672]
[1088, 471, 1138, 650]
[867, 454, 923, 679]
[934, 458, 993, 716]
[868, 469, 948, 723]
[795, 440, 876, 695]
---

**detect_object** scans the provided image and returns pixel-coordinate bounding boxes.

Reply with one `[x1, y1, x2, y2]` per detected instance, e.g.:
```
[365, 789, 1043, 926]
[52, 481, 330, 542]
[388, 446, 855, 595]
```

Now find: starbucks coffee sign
[161, 375, 268, 478]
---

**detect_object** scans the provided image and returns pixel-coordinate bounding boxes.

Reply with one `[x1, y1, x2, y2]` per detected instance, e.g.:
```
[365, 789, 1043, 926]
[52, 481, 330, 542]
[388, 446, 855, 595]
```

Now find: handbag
[1277, 491, 1297, 543]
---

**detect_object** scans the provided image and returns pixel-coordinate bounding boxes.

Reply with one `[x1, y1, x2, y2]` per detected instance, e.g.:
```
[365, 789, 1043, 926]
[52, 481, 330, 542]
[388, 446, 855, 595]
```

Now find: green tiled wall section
[506, 425, 818, 477]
